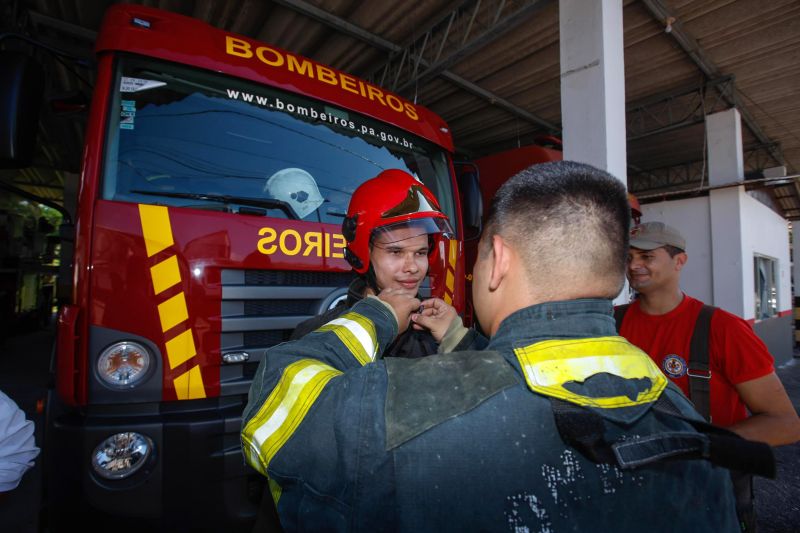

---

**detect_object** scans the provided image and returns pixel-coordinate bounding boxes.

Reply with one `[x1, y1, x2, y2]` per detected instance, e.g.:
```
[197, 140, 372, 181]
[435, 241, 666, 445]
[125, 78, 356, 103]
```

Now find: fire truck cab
[2, 4, 474, 530]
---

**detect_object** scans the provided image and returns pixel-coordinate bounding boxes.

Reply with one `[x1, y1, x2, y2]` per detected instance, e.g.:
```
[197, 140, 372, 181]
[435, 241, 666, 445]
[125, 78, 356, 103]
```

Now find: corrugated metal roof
[1, 0, 798, 216]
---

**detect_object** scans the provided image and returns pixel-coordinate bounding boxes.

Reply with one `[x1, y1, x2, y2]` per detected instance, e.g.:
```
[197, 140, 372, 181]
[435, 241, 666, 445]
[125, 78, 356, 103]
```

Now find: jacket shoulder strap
[551, 395, 776, 479]
[613, 304, 630, 333]
[687, 304, 716, 421]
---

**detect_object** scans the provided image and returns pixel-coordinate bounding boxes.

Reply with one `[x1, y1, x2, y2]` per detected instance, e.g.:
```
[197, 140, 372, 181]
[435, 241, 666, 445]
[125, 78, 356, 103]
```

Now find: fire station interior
[0, 1, 799, 532]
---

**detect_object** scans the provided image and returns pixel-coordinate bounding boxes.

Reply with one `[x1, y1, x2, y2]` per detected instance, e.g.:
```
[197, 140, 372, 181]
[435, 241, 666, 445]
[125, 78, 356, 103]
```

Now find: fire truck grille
[242, 330, 287, 346]
[243, 299, 316, 316]
[244, 270, 354, 286]
[218, 269, 353, 396]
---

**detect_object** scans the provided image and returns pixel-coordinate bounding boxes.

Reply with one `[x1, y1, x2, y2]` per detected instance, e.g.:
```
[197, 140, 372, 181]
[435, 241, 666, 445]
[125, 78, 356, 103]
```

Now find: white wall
[740, 192, 792, 319]
[640, 197, 713, 304]
[709, 188, 746, 317]
[640, 190, 791, 320]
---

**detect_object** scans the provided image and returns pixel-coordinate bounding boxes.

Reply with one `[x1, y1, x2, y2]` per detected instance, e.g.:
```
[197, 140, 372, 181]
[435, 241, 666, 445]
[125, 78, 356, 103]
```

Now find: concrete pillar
[707, 108, 746, 317]
[559, 0, 628, 304]
[559, 0, 627, 184]
[707, 108, 744, 187]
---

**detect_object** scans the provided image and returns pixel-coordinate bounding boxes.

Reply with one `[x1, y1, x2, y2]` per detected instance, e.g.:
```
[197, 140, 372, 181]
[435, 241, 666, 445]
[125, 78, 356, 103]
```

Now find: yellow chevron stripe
[138, 204, 174, 257]
[150, 255, 181, 295]
[165, 328, 197, 370]
[157, 291, 189, 332]
[139, 203, 204, 400]
[173, 364, 206, 400]
[448, 239, 457, 268]
[243, 359, 341, 474]
[445, 270, 455, 292]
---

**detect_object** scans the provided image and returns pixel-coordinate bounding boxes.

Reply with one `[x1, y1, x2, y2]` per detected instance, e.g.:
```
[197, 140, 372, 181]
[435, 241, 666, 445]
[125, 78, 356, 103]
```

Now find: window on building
[754, 255, 778, 319]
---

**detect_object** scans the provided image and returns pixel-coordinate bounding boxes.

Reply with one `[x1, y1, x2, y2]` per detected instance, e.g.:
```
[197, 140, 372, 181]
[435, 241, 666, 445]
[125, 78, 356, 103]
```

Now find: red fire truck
[459, 140, 562, 325]
[2, 5, 475, 530]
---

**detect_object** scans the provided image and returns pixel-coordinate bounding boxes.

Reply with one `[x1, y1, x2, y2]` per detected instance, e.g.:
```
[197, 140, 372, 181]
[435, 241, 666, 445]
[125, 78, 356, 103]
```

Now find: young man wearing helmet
[290, 169, 454, 359]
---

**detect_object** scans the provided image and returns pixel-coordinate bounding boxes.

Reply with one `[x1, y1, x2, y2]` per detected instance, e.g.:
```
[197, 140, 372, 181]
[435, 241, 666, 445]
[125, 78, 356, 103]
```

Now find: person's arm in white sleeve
[0, 390, 40, 492]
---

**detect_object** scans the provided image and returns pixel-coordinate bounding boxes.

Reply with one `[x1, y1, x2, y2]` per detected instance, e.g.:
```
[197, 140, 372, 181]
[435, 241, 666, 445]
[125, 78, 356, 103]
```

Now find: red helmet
[627, 192, 643, 225]
[342, 169, 453, 274]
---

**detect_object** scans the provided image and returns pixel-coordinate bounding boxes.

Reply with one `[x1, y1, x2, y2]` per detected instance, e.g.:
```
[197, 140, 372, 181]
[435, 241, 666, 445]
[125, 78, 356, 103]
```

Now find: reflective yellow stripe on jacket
[242, 359, 341, 475]
[317, 311, 378, 365]
[514, 336, 668, 408]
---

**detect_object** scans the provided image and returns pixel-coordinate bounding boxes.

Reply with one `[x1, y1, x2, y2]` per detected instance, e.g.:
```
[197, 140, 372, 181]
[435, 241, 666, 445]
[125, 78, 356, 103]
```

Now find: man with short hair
[242, 161, 753, 531]
[618, 221, 800, 531]
[619, 221, 800, 444]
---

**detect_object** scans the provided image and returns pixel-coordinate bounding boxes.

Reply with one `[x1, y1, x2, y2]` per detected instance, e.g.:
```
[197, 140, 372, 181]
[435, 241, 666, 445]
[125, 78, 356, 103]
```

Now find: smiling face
[370, 227, 430, 293]
[626, 246, 684, 294]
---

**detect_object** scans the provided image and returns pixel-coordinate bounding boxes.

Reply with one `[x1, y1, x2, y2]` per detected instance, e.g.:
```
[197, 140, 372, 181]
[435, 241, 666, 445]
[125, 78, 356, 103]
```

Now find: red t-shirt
[618, 294, 774, 427]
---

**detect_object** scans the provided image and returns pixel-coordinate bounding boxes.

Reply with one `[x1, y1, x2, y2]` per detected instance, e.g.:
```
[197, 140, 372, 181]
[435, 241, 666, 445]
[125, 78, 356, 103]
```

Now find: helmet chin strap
[364, 264, 381, 294]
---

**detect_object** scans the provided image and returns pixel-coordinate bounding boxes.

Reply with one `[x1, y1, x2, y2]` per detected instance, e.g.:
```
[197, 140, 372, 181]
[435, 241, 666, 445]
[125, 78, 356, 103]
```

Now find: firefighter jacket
[241, 297, 739, 532]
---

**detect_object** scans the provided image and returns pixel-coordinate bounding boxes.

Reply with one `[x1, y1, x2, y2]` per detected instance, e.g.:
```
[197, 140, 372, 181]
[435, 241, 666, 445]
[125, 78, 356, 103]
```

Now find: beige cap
[630, 221, 686, 251]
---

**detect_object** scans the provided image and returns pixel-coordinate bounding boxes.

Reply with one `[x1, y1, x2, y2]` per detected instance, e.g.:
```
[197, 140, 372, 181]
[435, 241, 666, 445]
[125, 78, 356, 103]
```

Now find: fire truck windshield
[101, 55, 456, 227]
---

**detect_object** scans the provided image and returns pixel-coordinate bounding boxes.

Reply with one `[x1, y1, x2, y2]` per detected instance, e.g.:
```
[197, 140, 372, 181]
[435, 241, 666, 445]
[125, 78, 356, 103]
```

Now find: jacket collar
[487, 298, 617, 352]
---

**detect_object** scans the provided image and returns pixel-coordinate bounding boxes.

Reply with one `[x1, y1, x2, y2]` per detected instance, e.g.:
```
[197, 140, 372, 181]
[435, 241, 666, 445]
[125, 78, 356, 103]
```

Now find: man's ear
[489, 234, 511, 291]
[675, 252, 688, 271]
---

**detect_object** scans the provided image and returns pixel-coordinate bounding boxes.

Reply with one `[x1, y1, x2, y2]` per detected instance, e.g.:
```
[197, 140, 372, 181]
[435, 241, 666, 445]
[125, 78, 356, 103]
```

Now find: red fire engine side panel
[475, 145, 562, 211]
[460, 145, 562, 325]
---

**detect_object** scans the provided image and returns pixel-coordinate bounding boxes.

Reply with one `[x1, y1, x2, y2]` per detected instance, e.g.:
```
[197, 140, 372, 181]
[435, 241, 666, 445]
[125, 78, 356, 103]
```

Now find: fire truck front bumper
[44, 394, 264, 531]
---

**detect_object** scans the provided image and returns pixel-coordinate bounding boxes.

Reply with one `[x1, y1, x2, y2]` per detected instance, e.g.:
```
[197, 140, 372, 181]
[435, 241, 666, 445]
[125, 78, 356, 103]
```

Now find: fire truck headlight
[96, 341, 152, 389]
[91, 432, 154, 480]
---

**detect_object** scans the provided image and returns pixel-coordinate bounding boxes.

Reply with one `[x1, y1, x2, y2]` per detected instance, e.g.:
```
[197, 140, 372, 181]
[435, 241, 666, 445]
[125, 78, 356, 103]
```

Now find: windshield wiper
[131, 189, 299, 219]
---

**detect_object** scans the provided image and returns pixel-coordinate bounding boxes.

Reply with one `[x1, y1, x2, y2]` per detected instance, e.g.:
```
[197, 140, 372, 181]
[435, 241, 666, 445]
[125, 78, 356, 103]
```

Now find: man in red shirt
[619, 221, 800, 445]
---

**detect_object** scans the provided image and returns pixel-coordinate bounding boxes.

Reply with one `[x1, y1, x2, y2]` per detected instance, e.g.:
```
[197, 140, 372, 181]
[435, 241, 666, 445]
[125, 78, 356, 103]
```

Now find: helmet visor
[370, 217, 454, 247]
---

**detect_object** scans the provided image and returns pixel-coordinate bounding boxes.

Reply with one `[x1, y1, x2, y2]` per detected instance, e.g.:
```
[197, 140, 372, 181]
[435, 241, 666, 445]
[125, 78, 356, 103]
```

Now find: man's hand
[411, 298, 459, 342]
[377, 288, 421, 335]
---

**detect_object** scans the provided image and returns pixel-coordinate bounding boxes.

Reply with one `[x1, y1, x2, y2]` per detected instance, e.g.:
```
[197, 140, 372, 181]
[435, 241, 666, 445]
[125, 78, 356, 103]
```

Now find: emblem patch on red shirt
[662, 354, 688, 378]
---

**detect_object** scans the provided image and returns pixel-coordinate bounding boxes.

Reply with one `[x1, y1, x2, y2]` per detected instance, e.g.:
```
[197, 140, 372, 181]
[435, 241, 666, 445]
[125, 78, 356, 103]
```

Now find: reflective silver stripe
[243, 359, 341, 473]
[318, 312, 378, 365]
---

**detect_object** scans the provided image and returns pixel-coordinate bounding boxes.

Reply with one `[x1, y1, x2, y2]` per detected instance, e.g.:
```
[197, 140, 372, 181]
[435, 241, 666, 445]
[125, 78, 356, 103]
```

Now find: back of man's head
[485, 160, 630, 299]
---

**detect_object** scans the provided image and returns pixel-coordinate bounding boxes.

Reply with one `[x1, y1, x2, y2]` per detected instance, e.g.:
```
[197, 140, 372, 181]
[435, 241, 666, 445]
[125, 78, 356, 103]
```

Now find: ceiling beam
[28, 10, 97, 42]
[369, 0, 552, 95]
[626, 76, 733, 141]
[640, 0, 784, 167]
[629, 143, 781, 194]
[272, 0, 559, 133]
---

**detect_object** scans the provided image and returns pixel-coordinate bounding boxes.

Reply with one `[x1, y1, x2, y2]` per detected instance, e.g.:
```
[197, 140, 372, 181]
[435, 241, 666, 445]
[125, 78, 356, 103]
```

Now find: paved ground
[755, 356, 800, 532]
[0, 325, 799, 531]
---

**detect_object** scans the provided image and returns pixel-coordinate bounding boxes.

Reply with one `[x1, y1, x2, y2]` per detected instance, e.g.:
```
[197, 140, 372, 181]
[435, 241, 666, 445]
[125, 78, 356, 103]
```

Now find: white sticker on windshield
[120, 77, 167, 93]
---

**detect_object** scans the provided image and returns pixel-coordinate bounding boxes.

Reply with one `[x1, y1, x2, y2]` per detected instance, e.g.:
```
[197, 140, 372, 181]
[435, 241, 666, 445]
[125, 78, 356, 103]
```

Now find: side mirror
[455, 162, 483, 242]
[56, 221, 75, 305]
[0, 52, 44, 168]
